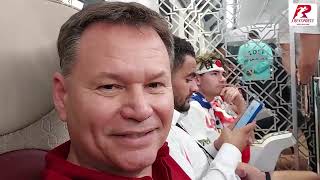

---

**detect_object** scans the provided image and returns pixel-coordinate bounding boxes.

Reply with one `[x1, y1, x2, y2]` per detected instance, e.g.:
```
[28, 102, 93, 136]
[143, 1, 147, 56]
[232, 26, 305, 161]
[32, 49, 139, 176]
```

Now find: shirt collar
[191, 92, 212, 109]
[44, 141, 172, 180]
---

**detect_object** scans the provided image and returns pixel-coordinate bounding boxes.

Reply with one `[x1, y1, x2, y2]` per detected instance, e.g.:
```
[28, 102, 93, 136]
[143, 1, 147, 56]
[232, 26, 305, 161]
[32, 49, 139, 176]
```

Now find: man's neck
[199, 91, 215, 102]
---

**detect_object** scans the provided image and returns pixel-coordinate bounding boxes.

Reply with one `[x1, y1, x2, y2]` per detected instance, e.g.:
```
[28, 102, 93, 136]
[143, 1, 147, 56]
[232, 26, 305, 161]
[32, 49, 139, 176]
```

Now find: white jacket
[179, 100, 222, 157]
[167, 110, 241, 180]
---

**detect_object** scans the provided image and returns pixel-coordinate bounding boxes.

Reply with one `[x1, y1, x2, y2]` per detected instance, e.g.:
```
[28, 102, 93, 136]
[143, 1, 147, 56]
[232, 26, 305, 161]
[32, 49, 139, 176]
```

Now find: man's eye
[211, 72, 219, 76]
[98, 84, 123, 92]
[100, 84, 115, 90]
[146, 82, 166, 94]
[186, 73, 196, 83]
[186, 78, 193, 83]
[147, 82, 164, 89]
[96, 84, 124, 96]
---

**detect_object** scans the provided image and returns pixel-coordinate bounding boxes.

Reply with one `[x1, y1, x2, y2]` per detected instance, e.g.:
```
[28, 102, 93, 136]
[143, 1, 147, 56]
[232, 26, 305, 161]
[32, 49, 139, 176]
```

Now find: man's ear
[52, 72, 68, 122]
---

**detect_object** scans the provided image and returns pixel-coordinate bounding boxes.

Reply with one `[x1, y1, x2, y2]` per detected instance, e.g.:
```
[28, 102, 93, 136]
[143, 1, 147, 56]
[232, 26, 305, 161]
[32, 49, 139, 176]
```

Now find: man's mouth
[110, 128, 159, 147]
[112, 128, 157, 139]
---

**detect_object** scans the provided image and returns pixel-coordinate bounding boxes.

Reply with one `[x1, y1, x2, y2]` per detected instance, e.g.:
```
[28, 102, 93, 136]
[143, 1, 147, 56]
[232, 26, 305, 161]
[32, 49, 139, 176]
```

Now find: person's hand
[271, 170, 320, 180]
[214, 122, 256, 151]
[236, 162, 265, 180]
[220, 86, 246, 114]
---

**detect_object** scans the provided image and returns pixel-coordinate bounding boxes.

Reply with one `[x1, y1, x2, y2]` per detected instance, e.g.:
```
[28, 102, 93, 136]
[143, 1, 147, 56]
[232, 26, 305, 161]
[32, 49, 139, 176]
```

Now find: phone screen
[233, 99, 263, 129]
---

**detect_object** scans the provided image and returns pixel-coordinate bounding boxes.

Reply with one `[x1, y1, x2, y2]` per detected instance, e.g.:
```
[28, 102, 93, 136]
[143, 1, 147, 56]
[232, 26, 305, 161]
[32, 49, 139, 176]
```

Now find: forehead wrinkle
[100, 47, 166, 63]
[80, 23, 168, 58]
[75, 23, 171, 84]
[93, 63, 170, 84]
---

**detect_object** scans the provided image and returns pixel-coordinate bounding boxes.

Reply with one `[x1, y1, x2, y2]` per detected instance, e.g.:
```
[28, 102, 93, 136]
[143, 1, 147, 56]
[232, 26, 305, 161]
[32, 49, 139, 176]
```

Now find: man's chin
[111, 148, 158, 177]
[175, 104, 190, 113]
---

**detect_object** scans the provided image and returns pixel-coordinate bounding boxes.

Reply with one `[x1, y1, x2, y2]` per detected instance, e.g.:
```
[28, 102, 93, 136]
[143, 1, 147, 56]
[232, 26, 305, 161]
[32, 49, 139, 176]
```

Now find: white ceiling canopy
[238, 0, 288, 27]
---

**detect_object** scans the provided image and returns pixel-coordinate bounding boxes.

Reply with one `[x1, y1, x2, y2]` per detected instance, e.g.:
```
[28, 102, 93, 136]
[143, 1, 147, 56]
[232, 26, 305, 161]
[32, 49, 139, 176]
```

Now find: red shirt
[42, 141, 190, 180]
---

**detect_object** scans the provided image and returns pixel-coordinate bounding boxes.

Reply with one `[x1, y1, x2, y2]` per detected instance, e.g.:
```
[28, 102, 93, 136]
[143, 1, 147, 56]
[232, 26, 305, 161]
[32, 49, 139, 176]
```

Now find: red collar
[43, 141, 190, 180]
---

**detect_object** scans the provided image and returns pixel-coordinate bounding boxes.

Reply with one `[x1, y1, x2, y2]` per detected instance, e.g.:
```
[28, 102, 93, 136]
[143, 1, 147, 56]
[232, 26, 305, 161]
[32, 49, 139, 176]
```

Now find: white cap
[196, 59, 224, 74]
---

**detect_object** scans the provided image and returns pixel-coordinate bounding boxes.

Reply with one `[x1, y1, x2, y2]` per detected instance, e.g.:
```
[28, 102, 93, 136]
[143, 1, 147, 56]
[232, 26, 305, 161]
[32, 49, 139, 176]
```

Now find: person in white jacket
[167, 35, 320, 180]
[179, 52, 252, 163]
[167, 35, 261, 180]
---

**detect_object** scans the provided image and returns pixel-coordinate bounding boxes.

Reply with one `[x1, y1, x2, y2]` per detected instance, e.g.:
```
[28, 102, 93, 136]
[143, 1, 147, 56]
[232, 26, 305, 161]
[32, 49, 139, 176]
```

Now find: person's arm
[232, 164, 320, 180]
[298, 33, 320, 84]
[202, 143, 241, 180]
[168, 122, 241, 180]
[201, 123, 257, 180]
[271, 170, 320, 180]
[175, 101, 256, 179]
[234, 162, 266, 180]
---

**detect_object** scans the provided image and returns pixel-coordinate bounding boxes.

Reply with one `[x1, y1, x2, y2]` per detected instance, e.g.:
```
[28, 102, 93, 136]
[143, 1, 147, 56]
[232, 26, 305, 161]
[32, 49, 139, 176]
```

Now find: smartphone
[233, 99, 263, 129]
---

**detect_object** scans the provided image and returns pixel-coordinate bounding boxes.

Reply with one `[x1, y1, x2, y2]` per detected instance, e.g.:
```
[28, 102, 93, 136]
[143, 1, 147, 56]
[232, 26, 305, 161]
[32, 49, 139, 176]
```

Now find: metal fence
[158, 0, 318, 172]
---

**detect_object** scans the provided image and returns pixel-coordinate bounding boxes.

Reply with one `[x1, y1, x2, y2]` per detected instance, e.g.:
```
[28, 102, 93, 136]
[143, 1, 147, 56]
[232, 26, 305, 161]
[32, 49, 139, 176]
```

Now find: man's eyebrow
[94, 72, 122, 81]
[211, 70, 222, 73]
[187, 72, 196, 78]
[147, 70, 169, 81]
[93, 70, 170, 83]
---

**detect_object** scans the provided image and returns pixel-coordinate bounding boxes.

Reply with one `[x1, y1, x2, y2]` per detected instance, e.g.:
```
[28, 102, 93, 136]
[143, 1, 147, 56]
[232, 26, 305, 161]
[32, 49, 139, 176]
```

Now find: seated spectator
[177, 52, 251, 163]
[43, 2, 191, 179]
[196, 52, 247, 125]
[169, 36, 320, 180]
[169, 36, 257, 179]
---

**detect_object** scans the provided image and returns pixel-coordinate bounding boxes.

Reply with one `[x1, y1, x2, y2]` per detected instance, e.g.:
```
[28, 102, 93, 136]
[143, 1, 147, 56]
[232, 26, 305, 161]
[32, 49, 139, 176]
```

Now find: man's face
[53, 23, 173, 177]
[197, 70, 226, 100]
[172, 55, 198, 112]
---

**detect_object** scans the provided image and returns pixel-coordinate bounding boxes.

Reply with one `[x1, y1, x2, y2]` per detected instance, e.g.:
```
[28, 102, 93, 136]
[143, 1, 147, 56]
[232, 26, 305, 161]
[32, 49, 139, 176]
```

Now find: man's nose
[220, 75, 227, 83]
[120, 87, 153, 121]
[190, 79, 199, 93]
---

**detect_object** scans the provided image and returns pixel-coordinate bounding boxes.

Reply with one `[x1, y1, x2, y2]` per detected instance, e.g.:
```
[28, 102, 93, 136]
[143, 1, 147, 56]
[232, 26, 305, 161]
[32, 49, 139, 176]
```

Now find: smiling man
[43, 2, 190, 180]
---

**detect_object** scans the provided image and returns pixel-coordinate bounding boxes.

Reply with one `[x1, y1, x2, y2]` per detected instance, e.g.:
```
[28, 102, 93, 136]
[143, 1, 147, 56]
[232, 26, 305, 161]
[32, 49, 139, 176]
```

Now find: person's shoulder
[187, 101, 209, 119]
[173, 110, 182, 120]
[190, 100, 204, 110]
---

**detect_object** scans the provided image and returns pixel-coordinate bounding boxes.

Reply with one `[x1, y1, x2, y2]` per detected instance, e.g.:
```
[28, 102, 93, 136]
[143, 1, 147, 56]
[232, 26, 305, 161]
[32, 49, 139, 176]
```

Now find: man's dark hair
[248, 30, 260, 39]
[57, 1, 173, 76]
[172, 36, 195, 73]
